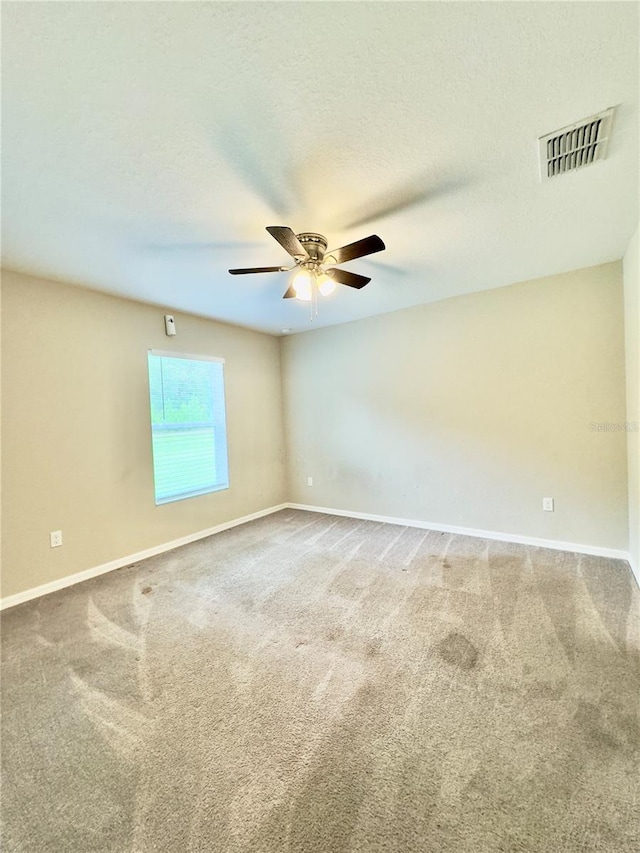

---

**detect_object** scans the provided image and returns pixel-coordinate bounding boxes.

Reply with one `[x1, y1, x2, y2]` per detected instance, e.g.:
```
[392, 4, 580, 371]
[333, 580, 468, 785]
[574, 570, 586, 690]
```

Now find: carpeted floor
[2, 509, 639, 852]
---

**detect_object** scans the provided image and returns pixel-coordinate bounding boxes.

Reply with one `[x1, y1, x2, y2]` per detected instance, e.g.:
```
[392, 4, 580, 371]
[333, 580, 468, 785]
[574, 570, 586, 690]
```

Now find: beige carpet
[2, 509, 639, 852]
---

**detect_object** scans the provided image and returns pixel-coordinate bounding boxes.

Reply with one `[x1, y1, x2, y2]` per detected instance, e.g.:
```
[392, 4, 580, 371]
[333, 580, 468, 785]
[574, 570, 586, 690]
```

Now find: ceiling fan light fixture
[318, 273, 336, 296]
[292, 269, 312, 301]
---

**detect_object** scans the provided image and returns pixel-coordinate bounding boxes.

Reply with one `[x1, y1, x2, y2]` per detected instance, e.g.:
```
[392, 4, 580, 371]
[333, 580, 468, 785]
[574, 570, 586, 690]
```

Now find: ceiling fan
[229, 226, 385, 303]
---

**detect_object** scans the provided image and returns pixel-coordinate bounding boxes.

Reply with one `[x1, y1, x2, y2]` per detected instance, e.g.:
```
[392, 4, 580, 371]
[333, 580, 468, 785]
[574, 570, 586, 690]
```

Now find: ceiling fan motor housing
[296, 233, 327, 264]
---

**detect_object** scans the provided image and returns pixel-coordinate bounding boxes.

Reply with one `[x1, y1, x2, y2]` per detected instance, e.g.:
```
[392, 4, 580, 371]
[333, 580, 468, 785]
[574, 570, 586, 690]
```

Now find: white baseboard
[287, 502, 631, 562]
[0, 503, 289, 611]
[2, 500, 632, 611]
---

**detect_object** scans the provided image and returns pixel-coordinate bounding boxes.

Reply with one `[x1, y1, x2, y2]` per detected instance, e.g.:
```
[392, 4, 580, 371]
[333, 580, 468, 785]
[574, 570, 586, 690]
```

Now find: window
[147, 351, 229, 505]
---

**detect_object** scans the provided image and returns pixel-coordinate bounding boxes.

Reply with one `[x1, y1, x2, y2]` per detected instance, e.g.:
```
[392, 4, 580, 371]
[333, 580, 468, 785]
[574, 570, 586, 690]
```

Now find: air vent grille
[539, 108, 614, 181]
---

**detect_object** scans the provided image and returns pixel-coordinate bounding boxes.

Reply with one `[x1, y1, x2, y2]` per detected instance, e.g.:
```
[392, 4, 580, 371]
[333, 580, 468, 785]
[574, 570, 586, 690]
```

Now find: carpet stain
[526, 680, 568, 700]
[436, 632, 478, 670]
[141, 586, 152, 596]
[574, 701, 622, 752]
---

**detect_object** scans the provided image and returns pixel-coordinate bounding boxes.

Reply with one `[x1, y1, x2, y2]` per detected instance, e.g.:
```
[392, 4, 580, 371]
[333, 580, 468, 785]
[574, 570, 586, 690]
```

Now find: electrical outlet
[542, 497, 554, 512]
[307, 476, 313, 486]
[50, 530, 63, 548]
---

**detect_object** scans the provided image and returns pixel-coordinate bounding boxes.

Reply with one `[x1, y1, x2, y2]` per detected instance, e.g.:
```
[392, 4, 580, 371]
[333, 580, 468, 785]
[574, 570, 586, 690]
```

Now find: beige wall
[2, 260, 633, 601]
[1, 270, 286, 598]
[623, 226, 639, 583]
[282, 262, 629, 551]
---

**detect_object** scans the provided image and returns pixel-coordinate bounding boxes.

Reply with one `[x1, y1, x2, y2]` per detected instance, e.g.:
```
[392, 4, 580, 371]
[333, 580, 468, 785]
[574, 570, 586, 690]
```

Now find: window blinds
[147, 351, 229, 505]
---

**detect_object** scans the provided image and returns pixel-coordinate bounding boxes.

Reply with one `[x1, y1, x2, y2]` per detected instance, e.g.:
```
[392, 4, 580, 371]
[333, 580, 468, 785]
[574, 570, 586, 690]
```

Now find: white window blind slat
[147, 352, 229, 505]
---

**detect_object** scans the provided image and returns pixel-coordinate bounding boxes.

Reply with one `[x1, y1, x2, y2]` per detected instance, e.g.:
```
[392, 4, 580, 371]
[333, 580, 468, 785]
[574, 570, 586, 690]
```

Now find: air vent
[539, 108, 614, 182]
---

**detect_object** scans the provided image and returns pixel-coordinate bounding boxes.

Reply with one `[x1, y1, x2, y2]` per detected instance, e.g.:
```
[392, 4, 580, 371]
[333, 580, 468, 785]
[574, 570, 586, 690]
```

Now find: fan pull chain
[310, 275, 318, 321]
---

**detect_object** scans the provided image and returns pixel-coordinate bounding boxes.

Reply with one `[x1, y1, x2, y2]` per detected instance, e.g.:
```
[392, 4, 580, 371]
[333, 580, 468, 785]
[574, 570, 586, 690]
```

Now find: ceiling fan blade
[266, 226, 308, 260]
[339, 176, 467, 230]
[228, 266, 286, 275]
[282, 285, 297, 299]
[330, 268, 371, 289]
[146, 241, 265, 252]
[324, 235, 385, 265]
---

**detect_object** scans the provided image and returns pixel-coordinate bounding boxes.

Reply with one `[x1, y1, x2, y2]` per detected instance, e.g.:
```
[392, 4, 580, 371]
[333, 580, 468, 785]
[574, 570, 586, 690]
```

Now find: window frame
[147, 349, 229, 505]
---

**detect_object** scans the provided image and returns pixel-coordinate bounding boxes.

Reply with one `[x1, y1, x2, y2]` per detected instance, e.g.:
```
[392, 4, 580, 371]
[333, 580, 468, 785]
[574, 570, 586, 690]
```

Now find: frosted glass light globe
[293, 270, 312, 301]
[318, 275, 336, 296]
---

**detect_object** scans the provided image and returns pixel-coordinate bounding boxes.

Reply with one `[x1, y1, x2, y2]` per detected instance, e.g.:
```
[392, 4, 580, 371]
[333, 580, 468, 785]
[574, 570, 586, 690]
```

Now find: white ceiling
[2, 2, 638, 335]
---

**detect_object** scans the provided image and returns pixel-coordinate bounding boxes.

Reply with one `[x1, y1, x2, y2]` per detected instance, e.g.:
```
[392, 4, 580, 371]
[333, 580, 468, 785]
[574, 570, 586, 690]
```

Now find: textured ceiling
[2, 2, 638, 335]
